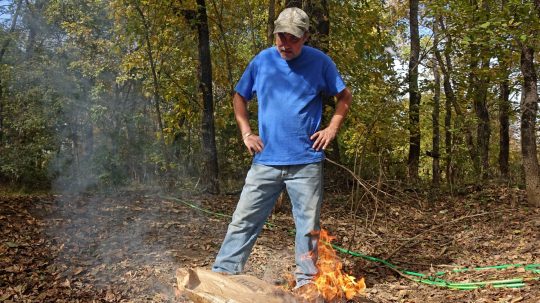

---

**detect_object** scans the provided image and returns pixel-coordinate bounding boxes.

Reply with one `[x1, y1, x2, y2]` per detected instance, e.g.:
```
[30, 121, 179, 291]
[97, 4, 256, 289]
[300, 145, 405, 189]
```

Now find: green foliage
[330, 0, 407, 179]
[0, 0, 538, 191]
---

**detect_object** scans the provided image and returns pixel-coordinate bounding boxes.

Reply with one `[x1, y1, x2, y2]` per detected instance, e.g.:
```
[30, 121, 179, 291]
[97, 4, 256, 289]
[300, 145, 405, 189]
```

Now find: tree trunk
[437, 16, 480, 185]
[498, 0, 511, 180]
[303, 0, 330, 52]
[469, 0, 491, 180]
[444, 59, 476, 184]
[408, 0, 421, 181]
[498, 72, 510, 179]
[25, 1, 42, 59]
[519, 44, 540, 207]
[444, 83, 453, 186]
[473, 57, 491, 180]
[285, 0, 302, 8]
[432, 21, 442, 187]
[432, 60, 441, 187]
[267, 0, 275, 46]
[464, 51, 481, 177]
[196, 0, 220, 194]
[434, 17, 454, 186]
[444, 82, 453, 185]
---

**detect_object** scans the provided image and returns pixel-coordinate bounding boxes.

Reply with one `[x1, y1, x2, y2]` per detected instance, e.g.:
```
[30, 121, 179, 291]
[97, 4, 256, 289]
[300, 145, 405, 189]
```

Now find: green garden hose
[330, 244, 540, 290]
[162, 195, 540, 290]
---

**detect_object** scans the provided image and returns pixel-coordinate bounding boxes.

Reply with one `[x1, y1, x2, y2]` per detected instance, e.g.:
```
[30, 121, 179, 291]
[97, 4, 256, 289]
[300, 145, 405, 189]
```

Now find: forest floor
[1, 182, 539, 303]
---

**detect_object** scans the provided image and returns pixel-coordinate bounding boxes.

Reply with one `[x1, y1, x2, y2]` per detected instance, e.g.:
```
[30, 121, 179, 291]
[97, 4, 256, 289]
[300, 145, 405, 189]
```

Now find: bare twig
[325, 158, 381, 202]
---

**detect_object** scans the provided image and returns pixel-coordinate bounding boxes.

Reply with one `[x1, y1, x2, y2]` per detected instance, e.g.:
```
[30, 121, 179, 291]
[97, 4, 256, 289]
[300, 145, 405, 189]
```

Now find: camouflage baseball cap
[273, 7, 310, 38]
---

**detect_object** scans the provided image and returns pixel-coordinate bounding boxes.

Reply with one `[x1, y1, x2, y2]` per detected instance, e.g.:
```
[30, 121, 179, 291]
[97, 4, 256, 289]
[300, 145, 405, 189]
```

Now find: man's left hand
[310, 127, 338, 151]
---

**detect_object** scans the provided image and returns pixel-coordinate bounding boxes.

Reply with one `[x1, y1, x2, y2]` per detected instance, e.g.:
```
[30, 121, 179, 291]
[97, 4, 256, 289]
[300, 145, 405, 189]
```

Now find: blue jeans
[212, 162, 323, 287]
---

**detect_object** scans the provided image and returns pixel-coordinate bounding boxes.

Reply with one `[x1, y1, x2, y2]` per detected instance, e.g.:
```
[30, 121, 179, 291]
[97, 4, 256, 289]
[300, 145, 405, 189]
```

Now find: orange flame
[312, 229, 366, 301]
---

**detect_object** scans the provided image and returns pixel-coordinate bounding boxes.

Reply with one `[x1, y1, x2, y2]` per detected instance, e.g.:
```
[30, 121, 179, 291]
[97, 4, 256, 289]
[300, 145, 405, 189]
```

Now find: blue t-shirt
[235, 46, 346, 165]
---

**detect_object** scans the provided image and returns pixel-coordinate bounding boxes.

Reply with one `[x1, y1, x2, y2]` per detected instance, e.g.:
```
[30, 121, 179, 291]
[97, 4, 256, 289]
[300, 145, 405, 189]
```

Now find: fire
[312, 229, 366, 301]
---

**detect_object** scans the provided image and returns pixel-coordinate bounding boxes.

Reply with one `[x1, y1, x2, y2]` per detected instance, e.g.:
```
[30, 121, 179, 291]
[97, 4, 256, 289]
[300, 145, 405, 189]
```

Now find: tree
[0, 0, 24, 145]
[132, 2, 166, 145]
[196, 0, 220, 193]
[431, 58, 441, 187]
[469, 0, 492, 180]
[267, 0, 276, 46]
[519, 44, 540, 207]
[2, 0, 538, 197]
[497, 0, 540, 206]
[498, 63, 510, 179]
[0, 0, 76, 187]
[407, 0, 421, 181]
[497, 0, 512, 180]
[433, 15, 455, 186]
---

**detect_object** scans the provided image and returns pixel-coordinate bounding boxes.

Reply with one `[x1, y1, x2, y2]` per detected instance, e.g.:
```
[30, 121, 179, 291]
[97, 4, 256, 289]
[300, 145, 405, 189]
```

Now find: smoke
[48, 193, 183, 301]
[1, 1, 199, 300]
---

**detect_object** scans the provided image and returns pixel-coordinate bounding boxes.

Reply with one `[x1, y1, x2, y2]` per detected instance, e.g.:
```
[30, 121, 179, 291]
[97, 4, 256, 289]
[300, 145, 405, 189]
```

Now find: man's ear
[302, 33, 310, 43]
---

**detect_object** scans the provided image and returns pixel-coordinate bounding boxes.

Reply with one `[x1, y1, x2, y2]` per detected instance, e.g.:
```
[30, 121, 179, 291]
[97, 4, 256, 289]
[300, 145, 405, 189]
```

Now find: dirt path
[1, 186, 539, 302]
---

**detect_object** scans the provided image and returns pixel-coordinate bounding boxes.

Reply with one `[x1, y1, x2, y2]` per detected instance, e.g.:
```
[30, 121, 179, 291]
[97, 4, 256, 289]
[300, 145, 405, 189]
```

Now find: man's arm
[310, 88, 352, 151]
[233, 92, 264, 155]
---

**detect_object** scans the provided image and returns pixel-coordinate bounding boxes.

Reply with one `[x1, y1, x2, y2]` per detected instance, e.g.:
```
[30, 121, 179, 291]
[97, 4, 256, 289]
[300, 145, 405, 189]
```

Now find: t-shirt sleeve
[234, 59, 257, 100]
[324, 59, 346, 96]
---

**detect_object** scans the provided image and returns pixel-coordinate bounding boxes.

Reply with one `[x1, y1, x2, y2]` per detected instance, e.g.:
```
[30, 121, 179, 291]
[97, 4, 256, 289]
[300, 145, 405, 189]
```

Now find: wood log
[176, 268, 297, 303]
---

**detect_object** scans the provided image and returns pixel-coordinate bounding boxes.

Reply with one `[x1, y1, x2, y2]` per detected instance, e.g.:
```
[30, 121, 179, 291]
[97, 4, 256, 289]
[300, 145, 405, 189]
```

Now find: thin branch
[325, 158, 381, 202]
[162, 69, 202, 111]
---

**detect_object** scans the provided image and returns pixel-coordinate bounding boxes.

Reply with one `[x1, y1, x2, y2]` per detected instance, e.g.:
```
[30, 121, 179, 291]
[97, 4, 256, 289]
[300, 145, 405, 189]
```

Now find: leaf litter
[0, 184, 538, 302]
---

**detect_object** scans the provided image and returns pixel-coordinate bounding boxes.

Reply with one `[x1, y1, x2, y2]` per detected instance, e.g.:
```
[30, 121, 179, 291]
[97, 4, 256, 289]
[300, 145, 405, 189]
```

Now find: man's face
[275, 32, 307, 60]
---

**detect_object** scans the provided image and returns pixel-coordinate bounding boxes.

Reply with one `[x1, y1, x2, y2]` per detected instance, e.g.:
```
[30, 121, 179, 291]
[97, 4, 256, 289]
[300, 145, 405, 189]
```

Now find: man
[212, 7, 352, 297]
